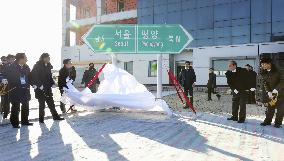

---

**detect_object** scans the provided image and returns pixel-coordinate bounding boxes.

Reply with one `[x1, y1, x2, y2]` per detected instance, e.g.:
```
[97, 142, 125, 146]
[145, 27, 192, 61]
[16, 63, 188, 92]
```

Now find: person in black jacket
[226, 60, 250, 123]
[58, 59, 75, 113]
[259, 58, 284, 128]
[81, 63, 99, 93]
[178, 61, 196, 108]
[4, 53, 33, 128]
[245, 64, 257, 104]
[207, 68, 216, 101]
[31, 53, 64, 123]
[70, 66, 76, 82]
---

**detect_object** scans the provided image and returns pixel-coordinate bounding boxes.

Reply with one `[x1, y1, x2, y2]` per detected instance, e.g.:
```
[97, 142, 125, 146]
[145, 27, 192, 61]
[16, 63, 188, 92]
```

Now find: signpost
[83, 24, 192, 54]
[83, 24, 193, 99]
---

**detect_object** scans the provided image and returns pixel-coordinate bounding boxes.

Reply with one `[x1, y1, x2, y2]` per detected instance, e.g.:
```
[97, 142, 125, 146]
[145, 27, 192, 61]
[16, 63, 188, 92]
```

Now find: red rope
[168, 69, 196, 114]
[167, 69, 184, 104]
[87, 63, 107, 88]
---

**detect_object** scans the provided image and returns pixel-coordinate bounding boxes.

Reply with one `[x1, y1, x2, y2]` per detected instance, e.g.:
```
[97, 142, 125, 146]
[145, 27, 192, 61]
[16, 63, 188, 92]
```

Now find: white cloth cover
[61, 64, 172, 116]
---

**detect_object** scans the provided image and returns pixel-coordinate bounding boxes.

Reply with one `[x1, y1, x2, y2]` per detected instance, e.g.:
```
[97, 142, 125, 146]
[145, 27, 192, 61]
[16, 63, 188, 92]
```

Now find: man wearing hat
[259, 57, 284, 128]
[207, 68, 217, 101]
[245, 64, 257, 104]
[178, 61, 196, 107]
[31, 53, 64, 123]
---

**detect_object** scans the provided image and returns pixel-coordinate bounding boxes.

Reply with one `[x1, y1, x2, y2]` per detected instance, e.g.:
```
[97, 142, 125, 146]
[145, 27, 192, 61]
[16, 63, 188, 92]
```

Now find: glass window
[117, 0, 125, 12]
[83, 7, 91, 18]
[148, 61, 157, 77]
[212, 59, 255, 77]
[124, 61, 133, 75]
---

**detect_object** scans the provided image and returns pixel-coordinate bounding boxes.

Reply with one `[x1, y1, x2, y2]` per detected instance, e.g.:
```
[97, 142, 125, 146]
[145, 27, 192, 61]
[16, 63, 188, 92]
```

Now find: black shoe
[274, 124, 281, 128]
[53, 117, 64, 121]
[260, 122, 271, 126]
[39, 120, 44, 123]
[12, 125, 20, 128]
[237, 120, 245, 123]
[227, 117, 238, 121]
[21, 122, 33, 126]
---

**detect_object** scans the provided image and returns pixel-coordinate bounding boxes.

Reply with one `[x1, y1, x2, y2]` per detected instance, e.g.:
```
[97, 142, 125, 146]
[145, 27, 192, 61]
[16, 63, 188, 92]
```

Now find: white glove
[32, 85, 37, 89]
[1, 79, 8, 84]
[268, 92, 273, 98]
[52, 85, 56, 88]
[272, 89, 278, 94]
[39, 85, 44, 90]
[250, 88, 256, 91]
[234, 89, 239, 94]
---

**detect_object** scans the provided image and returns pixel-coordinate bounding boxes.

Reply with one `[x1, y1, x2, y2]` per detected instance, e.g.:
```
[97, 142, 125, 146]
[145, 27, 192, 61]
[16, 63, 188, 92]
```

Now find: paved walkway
[0, 111, 283, 161]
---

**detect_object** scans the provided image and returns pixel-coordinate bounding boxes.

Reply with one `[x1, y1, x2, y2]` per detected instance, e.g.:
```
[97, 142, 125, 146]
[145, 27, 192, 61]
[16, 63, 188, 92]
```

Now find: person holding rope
[81, 63, 99, 93]
[31, 53, 64, 123]
[1, 54, 14, 119]
[4, 53, 33, 128]
[178, 61, 196, 108]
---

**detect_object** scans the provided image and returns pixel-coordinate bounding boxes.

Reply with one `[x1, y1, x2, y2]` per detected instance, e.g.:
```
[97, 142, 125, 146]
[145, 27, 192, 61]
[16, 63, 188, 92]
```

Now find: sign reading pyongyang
[83, 24, 193, 54]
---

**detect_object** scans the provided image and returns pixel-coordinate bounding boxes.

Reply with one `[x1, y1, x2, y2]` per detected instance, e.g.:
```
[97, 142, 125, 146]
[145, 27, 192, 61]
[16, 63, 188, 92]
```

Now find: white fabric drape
[61, 64, 172, 116]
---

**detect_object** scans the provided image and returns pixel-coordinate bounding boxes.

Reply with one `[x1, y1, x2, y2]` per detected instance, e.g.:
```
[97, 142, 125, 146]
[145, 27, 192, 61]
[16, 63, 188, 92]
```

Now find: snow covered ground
[0, 90, 283, 161]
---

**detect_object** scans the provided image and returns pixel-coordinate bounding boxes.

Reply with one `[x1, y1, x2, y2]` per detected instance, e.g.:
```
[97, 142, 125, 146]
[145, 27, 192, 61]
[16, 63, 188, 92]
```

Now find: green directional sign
[83, 24, 193, 54]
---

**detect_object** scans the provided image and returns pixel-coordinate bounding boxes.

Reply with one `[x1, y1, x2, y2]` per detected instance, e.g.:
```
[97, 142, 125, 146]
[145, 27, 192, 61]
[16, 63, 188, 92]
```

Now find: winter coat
[4, 63, 31, 103]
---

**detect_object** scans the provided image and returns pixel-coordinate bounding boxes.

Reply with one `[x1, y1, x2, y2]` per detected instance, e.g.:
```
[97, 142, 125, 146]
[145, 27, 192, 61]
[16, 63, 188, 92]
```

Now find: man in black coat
[58, 59, 73, 113]
[31, 53, 64, 123]
[178, 61, 196, 108]
[226, 60, 250, 123]
[207, 68, 216, 101]
[245, 64, 257, 104]
[259, 58, 284, 128]
[81, 63, 99, 93]
[4, 53, 33, 128]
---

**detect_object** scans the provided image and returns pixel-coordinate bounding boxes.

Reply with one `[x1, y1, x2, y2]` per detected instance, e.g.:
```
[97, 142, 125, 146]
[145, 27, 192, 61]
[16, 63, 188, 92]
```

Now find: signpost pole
[111, 53, 118, 67]
[157, 53, 162, 99]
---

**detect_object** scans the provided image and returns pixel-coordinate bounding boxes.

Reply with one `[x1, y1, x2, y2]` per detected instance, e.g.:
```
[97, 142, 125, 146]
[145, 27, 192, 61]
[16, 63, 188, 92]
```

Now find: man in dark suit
[31, 53, 64, 123]
[4, 53, 33, 128]
[225, 60, 250, 123]
[179, 61, 196, 108]
[259, 58, 284, 128]
[245, 64, 257, 104]
[207, 68, 216, 101]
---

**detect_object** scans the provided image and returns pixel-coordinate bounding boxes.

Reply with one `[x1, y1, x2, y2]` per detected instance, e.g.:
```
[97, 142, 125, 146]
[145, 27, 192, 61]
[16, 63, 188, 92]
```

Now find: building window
[212, 58, 255, 77]
[83, 7, 91, 18]
[124, 61, 133, 75]
[148, 61, 157, 77]
[117, 0, 125, 12]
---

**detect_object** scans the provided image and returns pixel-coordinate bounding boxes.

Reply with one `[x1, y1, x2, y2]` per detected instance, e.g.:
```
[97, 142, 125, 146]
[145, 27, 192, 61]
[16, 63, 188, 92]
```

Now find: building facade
[137, 0, 284, 85]
[62, 0, 284, 86]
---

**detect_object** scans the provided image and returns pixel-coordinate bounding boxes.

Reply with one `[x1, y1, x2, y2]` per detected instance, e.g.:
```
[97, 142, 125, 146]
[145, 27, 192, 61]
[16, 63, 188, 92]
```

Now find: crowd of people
[178, 59, 283, 128]
[0, 53, 99, 128]
[0, 53, 283, 129]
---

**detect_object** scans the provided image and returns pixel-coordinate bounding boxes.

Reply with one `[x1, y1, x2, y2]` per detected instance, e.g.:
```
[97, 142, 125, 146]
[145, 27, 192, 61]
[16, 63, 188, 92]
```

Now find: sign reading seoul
[83, 24, 193, 54]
